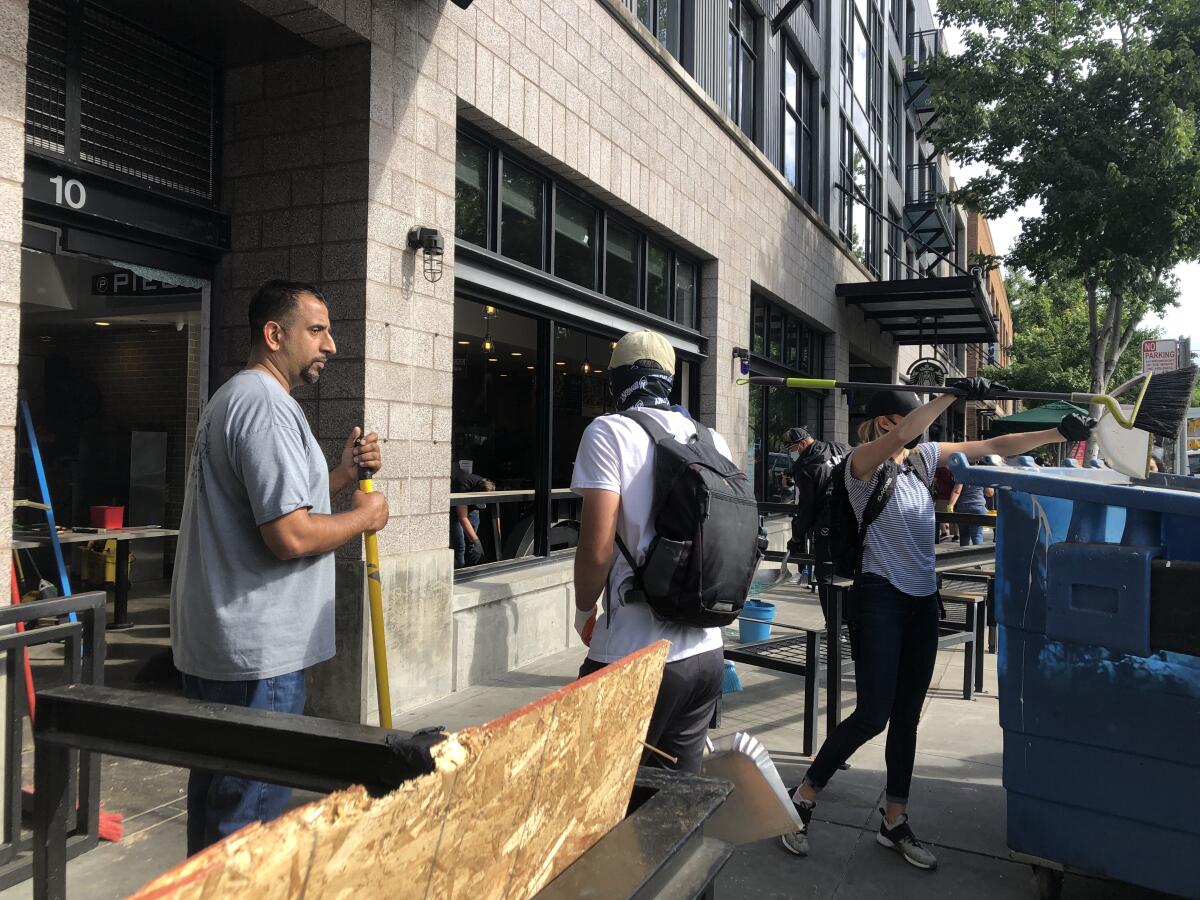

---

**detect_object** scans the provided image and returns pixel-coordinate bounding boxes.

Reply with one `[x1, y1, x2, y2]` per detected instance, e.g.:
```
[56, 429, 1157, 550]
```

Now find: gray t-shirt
[170, 370, 335, 680]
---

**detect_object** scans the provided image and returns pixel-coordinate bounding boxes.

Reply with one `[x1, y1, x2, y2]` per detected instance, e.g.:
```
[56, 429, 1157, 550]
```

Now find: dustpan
[1094, 404, 1153, 479]
[701, 731, 802, 844]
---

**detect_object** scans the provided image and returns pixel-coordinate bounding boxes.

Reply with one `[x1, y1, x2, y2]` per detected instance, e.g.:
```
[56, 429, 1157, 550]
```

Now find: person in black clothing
[783, 427, 851, 611]
[450, 469, 495, 568]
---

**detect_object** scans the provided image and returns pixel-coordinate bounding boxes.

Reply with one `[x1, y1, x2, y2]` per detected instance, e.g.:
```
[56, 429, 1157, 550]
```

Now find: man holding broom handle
[171, 280, 388, 854]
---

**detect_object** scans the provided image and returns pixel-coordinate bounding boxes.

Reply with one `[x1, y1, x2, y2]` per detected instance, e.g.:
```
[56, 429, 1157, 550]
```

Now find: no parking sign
[1141, 339, 1178, 374]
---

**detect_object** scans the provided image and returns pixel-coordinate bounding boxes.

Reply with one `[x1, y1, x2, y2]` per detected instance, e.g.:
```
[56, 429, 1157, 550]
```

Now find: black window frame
[887, 68, 902, 177]
[551, 182, 601, 292]
[457, 125, 703, 332]
[727, 0, 759, 140]
[454, 133, 493, 248]
[839, 123, 882, 276]
[636, 0, 685, 60]
[451, 290, 704, 580]
[747, 293, 828, 502]
[781, 39, 817, 205]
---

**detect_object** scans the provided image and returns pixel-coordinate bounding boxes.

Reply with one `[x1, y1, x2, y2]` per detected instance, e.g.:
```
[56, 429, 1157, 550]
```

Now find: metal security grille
[25, 0, 68, 154]
[79, 4, 215, 202]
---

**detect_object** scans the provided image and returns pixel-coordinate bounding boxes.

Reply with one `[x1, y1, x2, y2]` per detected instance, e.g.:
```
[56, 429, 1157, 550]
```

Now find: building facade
[5, 0, 999, 720]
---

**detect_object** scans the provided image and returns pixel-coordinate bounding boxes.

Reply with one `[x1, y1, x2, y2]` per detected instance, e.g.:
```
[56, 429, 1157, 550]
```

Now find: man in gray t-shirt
[171, 280, 388, 855]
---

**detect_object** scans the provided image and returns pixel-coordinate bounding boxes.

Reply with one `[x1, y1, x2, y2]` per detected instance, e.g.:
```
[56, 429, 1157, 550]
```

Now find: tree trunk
[1085, 281, 1108, 460]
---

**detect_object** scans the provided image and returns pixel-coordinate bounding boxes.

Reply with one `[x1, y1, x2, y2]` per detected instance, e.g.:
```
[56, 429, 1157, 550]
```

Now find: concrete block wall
[215, 41, 377, 720]
[0, 0, 26, 590]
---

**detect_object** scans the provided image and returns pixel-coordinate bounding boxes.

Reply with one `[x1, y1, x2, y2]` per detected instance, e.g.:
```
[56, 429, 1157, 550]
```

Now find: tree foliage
[982, 272, 1159, 401]
[928, 0, 1200, 393]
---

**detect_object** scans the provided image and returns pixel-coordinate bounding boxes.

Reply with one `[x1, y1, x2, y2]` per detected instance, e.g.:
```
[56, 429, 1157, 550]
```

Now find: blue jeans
[181, 671, 307, 855]
[805, 575, 939, 803]
[450, 509, 482, 568]
[959, 524, 984, 546]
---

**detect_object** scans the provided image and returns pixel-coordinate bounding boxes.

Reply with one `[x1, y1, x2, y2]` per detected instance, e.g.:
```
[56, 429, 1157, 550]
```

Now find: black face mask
[609, 363, 674, 411]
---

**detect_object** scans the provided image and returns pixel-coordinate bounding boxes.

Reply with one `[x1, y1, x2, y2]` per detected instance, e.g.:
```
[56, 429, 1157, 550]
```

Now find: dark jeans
[805, 575, 939, 803]
[959, 524, 984, 546]
[579, 647, 723, 774]
[450, 509, 482, 568]
[182, 670, 307, 855]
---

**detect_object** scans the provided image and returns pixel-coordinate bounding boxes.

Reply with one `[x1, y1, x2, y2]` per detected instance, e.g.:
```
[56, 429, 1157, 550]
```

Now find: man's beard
[301, 357, 326, 385]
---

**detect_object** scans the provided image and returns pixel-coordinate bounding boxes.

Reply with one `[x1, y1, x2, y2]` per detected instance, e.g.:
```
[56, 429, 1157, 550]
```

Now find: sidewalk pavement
[0, 603, 1175, 898]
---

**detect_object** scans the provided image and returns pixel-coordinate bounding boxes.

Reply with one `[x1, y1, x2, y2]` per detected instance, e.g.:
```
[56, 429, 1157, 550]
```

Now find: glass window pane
[553, 191, 596, 289]
[554, 325, 615, 491]
[451, 298, 540, 568]
[674, 259, 696, 329]
[799, 322, 811, 372]
[740, 49, 755, 135]
[801, 130, 813, 200]
[646, 243, 670, 318]
[784, 54, 797, 107]
[726, 29, 736, 116]
[637, 0, 651, 27]
[500, 161, 544, 269]
[455, 138, 488, 246]
[751, 297, 766, 355]
[785, 317, 799, 369]
[853, 16, 869, 111]
[784, 113, 797, 185]
[768, 306, 783, 361]
[604, 220, 639, 305]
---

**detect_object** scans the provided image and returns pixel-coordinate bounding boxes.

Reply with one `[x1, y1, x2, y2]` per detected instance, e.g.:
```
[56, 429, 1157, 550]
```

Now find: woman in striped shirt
[781, 380, 1094, 870]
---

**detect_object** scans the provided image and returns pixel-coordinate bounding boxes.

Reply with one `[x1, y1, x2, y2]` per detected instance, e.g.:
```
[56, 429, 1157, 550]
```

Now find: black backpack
[613, 410, 768, 628]
[818, 451, 933, 580]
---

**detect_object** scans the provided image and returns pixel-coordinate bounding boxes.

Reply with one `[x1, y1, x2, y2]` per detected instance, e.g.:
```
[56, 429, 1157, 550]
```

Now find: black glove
[948, 377, 1007, 401]
[1057, 413, 1096, 442]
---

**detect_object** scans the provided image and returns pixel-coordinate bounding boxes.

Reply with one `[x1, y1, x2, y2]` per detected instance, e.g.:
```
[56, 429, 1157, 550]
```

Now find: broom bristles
[1132, 365, 1198, 438]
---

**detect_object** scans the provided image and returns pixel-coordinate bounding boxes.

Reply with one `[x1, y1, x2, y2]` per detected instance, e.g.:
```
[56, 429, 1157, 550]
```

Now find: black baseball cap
[784, 426, 811, 444]
[865, 389, 922, 419]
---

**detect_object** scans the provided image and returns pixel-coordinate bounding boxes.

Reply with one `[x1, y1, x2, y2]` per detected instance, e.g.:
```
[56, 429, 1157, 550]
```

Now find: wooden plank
[130, 641, 670, 900]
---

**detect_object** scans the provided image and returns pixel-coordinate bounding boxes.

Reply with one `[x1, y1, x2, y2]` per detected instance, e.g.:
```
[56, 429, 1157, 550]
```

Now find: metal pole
[1176, 336, 1191, 475]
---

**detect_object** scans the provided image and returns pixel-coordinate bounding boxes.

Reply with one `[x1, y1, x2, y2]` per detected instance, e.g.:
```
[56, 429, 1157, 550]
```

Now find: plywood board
[131, 641, 669, 900]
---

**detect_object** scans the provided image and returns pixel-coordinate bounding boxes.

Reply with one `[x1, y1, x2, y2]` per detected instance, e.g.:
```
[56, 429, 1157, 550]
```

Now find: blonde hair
[857, 416, 911, 462]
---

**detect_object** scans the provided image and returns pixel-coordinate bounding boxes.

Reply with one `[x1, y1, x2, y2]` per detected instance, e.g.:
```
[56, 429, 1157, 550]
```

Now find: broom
[11, 565, 124, 842]
[355, 437, 392, 729]
[741, 366, 1198, 438]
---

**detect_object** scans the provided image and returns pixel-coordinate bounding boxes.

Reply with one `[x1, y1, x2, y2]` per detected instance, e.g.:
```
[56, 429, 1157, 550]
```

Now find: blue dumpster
[951, 455, 1200, 899]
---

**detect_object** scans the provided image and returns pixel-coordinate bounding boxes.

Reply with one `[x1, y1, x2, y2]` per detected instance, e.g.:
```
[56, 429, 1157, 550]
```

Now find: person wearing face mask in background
[780, 380, 1095, 869]
[784, 426, 851, 606]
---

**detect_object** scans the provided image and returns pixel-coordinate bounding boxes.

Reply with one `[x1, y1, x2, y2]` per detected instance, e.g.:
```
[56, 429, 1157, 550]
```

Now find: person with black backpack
[780, 381, 1095, 868]
[782, 426, 851, 618]
[571, 330, 764, 774]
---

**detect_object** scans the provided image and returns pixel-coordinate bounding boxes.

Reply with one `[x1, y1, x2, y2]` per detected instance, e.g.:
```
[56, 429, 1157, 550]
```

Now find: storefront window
[674, 259, 697, 329]
[552, 325, 615, 491]
[604, 220, 639, 306]
[500, 161, 544, 268]
[553, 191, 596, 290]
[646, 242, 670, 319]
[455, 137, 489, 246]
[751, 296, 767, 355]
[451, 299, 539, 568]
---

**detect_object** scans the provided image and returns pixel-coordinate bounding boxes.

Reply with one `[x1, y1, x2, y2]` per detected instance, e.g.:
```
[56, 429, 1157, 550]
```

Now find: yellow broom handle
[358, 466, 392, 729]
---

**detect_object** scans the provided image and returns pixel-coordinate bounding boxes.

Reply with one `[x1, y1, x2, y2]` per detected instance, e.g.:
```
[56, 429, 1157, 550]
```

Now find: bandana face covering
[609, 363, 674, 411]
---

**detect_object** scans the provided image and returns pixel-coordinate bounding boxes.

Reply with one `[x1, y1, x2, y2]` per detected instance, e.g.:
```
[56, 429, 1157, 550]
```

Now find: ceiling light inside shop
[94, 321, 111, 327]
[488, 357, 499, 363]
[555, 361, 566, 367]
[526, 365, 535, 370]
[457, 340, 469, 346]
[510, 351, 522, 357]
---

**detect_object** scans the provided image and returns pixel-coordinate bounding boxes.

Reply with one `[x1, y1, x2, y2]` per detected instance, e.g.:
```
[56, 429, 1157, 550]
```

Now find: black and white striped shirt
[844, 442, 940, 597]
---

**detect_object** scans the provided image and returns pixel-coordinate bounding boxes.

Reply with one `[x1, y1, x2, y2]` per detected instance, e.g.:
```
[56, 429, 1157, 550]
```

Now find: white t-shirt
[571, 408, 731, 664]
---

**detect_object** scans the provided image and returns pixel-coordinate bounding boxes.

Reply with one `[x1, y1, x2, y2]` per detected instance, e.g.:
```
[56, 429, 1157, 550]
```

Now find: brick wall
[0, 0, 28, 594]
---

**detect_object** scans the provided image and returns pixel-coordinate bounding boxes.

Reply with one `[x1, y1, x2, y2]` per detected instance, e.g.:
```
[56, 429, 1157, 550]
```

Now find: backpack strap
[620, 408, 713, 448]
[854, 460, 899, 576]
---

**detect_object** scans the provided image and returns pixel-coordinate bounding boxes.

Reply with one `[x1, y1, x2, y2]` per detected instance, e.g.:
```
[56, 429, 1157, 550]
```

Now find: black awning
[836, 274, 997, 345]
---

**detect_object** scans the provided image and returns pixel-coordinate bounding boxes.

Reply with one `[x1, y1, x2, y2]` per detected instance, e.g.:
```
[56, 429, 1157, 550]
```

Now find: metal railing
[906, 160, 949, 207]
[905, 28, 942, 74]
[0, 592, 106, 893]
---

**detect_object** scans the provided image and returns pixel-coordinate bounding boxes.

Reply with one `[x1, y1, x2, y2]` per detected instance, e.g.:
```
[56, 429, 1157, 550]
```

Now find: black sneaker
[780, 790, 814, 857]
[876, 810, 938, 869]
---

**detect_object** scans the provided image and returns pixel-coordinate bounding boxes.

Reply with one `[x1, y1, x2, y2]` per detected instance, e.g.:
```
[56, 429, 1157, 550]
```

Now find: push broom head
[1131, 365, 1198, 438]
